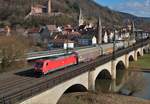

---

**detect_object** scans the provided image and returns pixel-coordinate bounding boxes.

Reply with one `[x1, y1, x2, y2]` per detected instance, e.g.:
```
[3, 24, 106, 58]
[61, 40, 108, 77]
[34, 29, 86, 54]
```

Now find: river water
[132, 72, 150, 99]
[96, 70, 150, 100]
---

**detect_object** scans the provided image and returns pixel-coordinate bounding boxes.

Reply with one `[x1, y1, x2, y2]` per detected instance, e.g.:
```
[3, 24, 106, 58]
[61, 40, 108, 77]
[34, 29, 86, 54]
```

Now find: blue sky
[96, 0, 150, 17]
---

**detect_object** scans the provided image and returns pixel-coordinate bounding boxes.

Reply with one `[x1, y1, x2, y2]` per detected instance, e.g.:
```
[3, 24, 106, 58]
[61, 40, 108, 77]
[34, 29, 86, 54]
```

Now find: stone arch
[136, 48, 143, 57]
[56, 82, 88, 104]
[142, 46, 149, 54]
[57, 84, 87, 103]
[116, 60, 126, 70]
[94, 69, 112, 92]
[64, 84, 87, 93]
[127, 51, 136, 65]
[114, 55, 126, 69]
[137, 51, 141, 57]
[128, 55, 134, 61]
[94, 68, 112, 84]
[95, 69, 111, 80]
[115, 61, 126, 86]
[90, 62, 112, 91]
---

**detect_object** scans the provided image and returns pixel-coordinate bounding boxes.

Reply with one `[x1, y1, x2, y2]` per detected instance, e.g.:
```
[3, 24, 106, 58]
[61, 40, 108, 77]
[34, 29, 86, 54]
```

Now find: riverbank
[58, 92, 150, 104]
[130, 54, 150, 70]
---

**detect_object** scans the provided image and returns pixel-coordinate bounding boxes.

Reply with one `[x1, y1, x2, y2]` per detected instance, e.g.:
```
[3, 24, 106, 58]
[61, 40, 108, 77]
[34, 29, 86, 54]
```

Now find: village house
[26, 24, 59, 43]
[26, 27, 41, 44]
[48, 39, 74, 49]
[62, 31, 81, 41]
[25, 22, 103, 49]
[48, 29, 81, 49]
[78, 34, 97, 46]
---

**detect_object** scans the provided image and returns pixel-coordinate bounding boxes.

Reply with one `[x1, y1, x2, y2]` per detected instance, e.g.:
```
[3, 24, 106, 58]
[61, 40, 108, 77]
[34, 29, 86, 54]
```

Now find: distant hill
[119, 12, 150, 31]
[0, 0, 149, 30]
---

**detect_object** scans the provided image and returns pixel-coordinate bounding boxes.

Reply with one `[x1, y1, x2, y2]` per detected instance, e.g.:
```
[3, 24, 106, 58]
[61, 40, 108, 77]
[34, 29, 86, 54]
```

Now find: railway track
[0, 69, 51, 95]
[0, 77, 34, 94]
[0, 77, 30, 90]
[0, 60, 94, 104]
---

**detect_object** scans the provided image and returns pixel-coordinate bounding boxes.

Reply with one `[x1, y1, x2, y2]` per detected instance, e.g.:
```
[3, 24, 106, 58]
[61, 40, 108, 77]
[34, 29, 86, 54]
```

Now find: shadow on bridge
[15, 69, 35, 78]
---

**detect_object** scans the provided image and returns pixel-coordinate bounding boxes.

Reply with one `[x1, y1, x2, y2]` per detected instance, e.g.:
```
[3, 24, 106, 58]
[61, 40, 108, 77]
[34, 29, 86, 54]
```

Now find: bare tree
[0, 35, 29, 72]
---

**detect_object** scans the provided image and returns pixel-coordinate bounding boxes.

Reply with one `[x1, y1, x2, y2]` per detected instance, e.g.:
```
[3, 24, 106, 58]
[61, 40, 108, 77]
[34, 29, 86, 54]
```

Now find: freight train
[34, 41, 134, 75]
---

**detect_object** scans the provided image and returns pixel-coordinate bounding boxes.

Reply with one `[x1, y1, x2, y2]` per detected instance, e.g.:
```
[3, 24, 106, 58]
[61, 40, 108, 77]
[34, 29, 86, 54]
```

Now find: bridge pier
[125, 54, 129, 69]
[134, 51, 138, 61]
[88, 70, 95, 91]
[111, 60, 116, 80]
[141, 48, 144, 56]
[109, 79, 116, 92]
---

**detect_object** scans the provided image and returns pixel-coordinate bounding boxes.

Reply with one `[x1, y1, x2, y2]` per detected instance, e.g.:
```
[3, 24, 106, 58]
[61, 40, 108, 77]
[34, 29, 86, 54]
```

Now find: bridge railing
[0, 39, 149, 104]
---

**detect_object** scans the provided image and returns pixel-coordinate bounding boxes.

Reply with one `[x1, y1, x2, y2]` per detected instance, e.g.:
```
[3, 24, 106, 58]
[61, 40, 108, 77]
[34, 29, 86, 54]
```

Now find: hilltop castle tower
[48, 0, 51, 14]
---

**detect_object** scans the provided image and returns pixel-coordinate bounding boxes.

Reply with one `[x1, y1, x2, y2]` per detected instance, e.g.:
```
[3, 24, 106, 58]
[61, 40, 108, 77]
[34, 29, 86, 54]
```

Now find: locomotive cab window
[35, 62, 43, 68]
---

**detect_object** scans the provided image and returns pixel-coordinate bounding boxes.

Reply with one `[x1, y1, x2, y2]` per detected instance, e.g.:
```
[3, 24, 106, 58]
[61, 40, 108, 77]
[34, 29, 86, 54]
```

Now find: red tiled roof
[63, 31, 81, 36]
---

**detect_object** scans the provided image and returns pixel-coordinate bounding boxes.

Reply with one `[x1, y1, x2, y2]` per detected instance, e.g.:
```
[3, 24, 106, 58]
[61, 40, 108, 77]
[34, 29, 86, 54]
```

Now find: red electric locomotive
[34, 53, 77, 75]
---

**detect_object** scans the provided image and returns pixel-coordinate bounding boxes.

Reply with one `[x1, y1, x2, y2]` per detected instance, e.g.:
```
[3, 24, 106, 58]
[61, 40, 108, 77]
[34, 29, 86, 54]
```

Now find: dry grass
[58, 92, 150, 104]
[0, 35, 29, 73]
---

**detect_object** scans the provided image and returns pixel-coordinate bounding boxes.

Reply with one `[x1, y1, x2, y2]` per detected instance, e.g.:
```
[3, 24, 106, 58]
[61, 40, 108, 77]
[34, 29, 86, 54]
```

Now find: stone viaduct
[21, 45, 149, 104]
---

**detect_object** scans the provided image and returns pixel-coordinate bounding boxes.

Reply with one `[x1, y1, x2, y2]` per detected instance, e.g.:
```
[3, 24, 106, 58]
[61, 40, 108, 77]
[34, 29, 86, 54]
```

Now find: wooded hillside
[0, 0, 149, 29]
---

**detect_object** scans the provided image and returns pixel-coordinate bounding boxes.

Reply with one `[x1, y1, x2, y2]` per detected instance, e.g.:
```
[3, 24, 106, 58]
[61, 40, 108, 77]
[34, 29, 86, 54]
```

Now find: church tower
[97, 16, 102, 44]
[79, 8, 84, 26]
[131, 21, 136, 40]
[48, 0, 51, 14]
